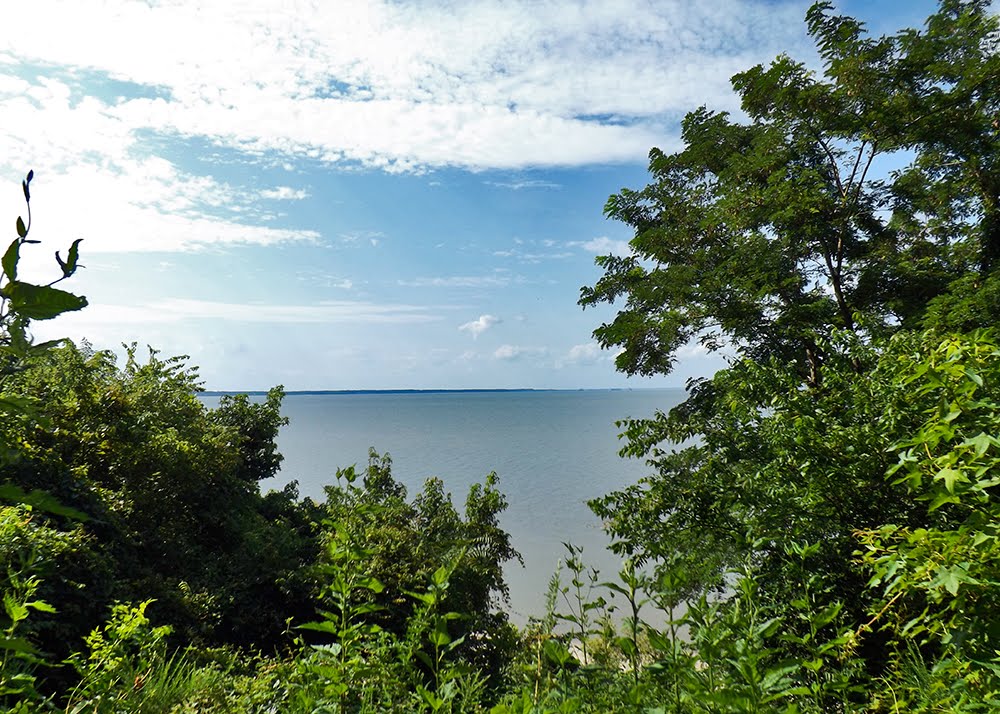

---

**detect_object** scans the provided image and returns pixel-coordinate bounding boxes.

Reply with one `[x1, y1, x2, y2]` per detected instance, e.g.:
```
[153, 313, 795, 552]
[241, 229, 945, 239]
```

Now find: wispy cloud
[494, 344, 548, 361]
[400, 274, 511, 288]
[42, 297, 440, 327]
[485, 179, 562, 190]
[338, 230, 384, 247]
[0, 0, 810, 256]
[260, 186, 309, 200]
[2, 0, 809, 175]
[459, 314, 501, 338]
[493, 246, 573, 263]
[556, 342, 609, 367]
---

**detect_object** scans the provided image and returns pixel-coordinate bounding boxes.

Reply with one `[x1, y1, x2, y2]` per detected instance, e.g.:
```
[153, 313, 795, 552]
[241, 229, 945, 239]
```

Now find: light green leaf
[935, 468, 966, 493]
[4, 281, 87, 320]
[2, 239, 18, 281]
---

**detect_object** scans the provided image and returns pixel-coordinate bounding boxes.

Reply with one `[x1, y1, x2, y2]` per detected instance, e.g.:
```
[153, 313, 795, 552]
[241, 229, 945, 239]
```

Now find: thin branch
[812, 129, 846, 198]
[844, 140, 868, 198]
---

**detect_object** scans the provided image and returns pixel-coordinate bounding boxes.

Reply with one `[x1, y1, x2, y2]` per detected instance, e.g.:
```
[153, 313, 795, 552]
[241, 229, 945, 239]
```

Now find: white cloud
[401, 274, 510, 288]
[569, 236, 632, 257]
[494, 344, 548, 361]
[676, 341, 711, 359]
[493, 244, 573, 263]
[0, 0, 813, 254]
[260, 186, 309, 200]
[1, 0, 810, 173]
[458, 314, 500, 338]
[566, 342, 606, 364]
[42, 297, 438, 327]
[339, 230, 384, 244]
[485, 179, 562, 190]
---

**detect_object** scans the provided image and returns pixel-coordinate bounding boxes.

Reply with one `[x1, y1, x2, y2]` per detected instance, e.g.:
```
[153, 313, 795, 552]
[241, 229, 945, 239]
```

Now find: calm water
[200, 389, 684, 621]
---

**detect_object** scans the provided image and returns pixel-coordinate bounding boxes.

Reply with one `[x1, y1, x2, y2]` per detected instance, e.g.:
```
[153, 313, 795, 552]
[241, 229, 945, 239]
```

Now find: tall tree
[581, 0, 999, 386]
[581, 0, 1000, 673]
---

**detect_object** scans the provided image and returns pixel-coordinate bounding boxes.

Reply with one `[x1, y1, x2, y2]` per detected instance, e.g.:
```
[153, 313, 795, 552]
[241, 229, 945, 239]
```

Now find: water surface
[201, 389, 685, 621]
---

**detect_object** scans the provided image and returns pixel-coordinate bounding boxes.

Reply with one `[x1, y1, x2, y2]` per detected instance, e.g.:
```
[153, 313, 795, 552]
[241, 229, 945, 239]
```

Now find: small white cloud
[38, 297, 439, 328]
[340, 230, 384, 244]
[566, 342, 601, 364]
[401, 274, 510, 288]
[260, 185, 309, 200]
[458, 314, 500, 338]
[570, 236, 631, 257]
[492, 242, 573, 263]
[559, 342, 606, 367]
[676, 341, 710, 359]
[485, 179, 562, 190]
[494, 344, 548, 361]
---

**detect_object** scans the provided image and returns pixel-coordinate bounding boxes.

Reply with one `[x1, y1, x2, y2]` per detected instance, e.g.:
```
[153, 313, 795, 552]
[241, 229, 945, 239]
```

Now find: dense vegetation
[3, 1, 1000, 710]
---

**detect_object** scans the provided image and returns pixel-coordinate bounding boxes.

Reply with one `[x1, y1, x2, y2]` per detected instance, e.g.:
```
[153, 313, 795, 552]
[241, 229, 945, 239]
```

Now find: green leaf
[26, 600, 56, 614]
[356, 575, 384, 593]
[4, 281, 87, 320]
[4, 596, 28, 624]
[615, 636, 639, 658]
[928, 491, 961, 511]
[935, 467, 966, 493]
[941, 570, 961, 596]
[0, 483, 90, 521]
[965, 432, 995, 457]
[55, 238, 83, 278]
[297, 620, 339, 635]
[543, 640, 575, 667]
[429, 626, 451, 648]
[15, 216, 26, 238]
[0, 395, 35, 415]
[0, 637, 40, 656]
[2, 239, 18, 281]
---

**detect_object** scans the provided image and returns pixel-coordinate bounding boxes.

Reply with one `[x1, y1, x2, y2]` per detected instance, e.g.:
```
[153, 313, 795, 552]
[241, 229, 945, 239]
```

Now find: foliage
[317, 451, 522, 690]
[581, 0, 999, 385]
[4, 2, 1000, 711]
[210, 388, 288, 484]
[0, 341, 322, 673]
[580, 0, 1000, 705]
[857, 331, 1000, 709]
[0, 506, 63, 708]
[1, 170, 87, 457]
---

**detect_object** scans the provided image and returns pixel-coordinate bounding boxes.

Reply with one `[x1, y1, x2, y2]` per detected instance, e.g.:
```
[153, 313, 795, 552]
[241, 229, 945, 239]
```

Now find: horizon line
[198, 387, 681, 396]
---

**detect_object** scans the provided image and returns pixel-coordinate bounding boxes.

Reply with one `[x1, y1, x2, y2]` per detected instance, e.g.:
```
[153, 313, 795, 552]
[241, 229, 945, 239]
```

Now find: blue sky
[1, 0, 940, 389]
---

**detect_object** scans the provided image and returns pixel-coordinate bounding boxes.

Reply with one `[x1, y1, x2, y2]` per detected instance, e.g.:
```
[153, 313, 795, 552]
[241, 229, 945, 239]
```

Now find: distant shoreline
[199, 387, 677, 396]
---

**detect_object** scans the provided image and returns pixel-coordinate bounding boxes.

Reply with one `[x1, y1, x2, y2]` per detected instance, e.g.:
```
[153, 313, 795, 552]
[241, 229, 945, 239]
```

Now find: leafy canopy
[581, 0, 1000, 386]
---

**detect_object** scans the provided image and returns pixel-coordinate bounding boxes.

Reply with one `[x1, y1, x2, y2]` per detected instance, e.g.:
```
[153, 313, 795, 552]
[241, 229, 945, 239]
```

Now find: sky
[0, 0, 942, 390]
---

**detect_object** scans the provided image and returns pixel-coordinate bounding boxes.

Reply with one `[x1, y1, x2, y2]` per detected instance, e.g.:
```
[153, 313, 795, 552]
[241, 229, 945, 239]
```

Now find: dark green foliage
[578, 0, 1000, 709]
[0, 342, 320, 662]
[5, 2, 1000, 710]
[317, 451, 521, 690]
[210, 388, 288, 483]
[581, 0, 1000, 385]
